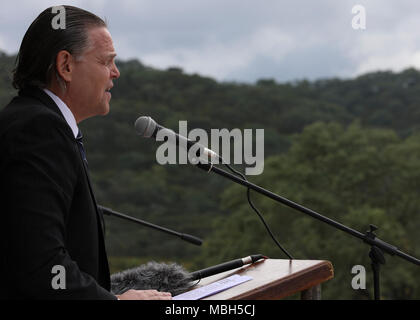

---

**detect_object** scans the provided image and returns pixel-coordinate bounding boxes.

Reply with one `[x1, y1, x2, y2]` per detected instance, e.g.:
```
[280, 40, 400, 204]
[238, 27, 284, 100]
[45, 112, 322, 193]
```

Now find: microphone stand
[194, 162, 420, 299]
[98, 205, 203, 246]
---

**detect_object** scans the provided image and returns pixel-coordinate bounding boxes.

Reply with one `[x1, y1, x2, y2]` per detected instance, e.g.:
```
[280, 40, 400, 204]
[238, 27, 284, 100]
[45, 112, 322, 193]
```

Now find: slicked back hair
[12, 5, 107, 90]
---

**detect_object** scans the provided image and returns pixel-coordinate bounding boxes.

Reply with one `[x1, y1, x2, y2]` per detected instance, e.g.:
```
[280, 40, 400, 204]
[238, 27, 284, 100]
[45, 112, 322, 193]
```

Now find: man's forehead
[86, 27, 116, 53]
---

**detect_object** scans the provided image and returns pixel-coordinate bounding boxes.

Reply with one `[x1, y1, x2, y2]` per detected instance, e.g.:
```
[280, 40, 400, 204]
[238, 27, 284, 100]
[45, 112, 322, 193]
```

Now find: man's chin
[100, 106, 110, 116]
[99, 101, 110, 116]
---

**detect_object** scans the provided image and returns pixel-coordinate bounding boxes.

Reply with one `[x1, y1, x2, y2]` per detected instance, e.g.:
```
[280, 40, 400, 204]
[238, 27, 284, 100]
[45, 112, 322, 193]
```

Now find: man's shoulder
[1, 92, 61, 119]
[0, 93, 71, 138]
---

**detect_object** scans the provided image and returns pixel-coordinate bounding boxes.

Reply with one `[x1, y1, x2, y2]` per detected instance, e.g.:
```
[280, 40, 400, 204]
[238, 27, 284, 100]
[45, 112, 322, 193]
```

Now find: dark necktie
[76, 130, 88, 167]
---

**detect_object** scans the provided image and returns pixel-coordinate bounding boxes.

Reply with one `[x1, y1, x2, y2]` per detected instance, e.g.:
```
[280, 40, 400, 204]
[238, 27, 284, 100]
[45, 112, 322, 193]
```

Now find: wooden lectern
[197, 259, 334, 300]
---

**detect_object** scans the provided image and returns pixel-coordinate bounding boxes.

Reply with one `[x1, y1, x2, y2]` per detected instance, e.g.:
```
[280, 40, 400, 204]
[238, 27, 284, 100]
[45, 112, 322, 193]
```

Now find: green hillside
[1, 51, 419, 299]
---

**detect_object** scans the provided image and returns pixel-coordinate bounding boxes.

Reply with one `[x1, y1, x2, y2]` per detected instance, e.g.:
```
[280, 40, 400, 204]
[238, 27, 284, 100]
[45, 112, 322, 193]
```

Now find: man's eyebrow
[102, 52, 117, 60]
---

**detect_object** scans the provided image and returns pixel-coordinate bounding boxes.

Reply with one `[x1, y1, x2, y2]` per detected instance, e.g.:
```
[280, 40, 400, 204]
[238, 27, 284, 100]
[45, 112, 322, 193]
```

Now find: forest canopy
[1, 51, 419, 299]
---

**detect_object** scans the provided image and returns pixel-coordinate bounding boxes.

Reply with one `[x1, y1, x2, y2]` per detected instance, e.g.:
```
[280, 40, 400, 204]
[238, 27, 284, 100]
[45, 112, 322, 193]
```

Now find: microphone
[134, 116, 219, 160]
[111, 261, 194, 296]
[189, 254, 266, 281]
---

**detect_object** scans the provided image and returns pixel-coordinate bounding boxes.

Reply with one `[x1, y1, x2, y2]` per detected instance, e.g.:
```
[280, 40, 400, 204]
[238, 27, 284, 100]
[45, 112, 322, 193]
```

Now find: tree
[197, 122, 420, 299]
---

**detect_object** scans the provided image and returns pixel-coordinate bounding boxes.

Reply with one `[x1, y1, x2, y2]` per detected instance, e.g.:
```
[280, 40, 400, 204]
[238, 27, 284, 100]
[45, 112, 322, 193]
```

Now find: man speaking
[0, 5, 171, 300]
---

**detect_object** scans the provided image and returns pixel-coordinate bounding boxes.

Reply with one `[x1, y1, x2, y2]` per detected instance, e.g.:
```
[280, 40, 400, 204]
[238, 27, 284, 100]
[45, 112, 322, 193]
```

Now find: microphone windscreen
[134, 116, 157, 138]
[110, 261, 194, 296]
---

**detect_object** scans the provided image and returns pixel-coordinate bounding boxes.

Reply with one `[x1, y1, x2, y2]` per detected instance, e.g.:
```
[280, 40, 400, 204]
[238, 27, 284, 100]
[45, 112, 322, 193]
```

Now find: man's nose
[111, 62, 120, 79]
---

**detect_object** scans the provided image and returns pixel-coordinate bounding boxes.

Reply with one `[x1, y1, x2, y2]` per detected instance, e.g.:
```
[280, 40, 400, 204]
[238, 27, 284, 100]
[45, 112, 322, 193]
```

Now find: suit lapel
[77, 147, 107, 236]
[19, 86, 106, 235]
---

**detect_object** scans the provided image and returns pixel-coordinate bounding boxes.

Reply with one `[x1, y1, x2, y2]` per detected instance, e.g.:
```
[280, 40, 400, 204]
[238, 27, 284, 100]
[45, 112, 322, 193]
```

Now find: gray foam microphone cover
[134, 116, 157, 138]
[110, 261, 194, 296]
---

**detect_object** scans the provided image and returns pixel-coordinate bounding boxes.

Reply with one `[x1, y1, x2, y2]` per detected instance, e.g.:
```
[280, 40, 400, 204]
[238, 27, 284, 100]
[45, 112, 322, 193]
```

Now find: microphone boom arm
[99, 205, 203, 246]
[194, 162, 420, 266]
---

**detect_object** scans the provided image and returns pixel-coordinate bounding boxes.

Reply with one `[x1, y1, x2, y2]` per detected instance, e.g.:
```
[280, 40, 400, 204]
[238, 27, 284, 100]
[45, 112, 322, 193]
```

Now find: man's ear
[55, 50, 74, 82]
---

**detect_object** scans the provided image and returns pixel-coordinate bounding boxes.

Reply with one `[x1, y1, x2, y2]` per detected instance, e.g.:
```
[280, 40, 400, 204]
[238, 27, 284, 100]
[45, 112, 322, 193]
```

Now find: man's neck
[43, 87, 79, 138]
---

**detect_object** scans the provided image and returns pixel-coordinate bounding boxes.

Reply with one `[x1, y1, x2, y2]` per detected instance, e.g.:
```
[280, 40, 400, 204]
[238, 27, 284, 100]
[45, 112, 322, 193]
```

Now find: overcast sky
[1, 0, 419, 83]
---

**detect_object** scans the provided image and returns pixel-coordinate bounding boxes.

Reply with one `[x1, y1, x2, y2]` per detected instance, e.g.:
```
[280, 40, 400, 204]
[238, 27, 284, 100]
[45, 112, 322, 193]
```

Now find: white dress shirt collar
[43, 88, 79, 139]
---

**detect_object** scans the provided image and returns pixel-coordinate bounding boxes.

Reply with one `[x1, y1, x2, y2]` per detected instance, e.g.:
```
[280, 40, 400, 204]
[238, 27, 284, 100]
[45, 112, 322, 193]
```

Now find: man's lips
[105, 85, 113, 99]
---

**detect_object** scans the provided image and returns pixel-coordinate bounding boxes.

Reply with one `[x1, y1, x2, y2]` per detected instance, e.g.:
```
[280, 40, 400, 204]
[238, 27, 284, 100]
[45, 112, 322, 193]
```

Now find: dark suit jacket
[0, 87, 116, 299]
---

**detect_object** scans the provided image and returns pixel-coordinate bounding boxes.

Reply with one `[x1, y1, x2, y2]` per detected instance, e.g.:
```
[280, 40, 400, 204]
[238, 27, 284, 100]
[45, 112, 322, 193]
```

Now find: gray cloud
[1, 0, 420, 83]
